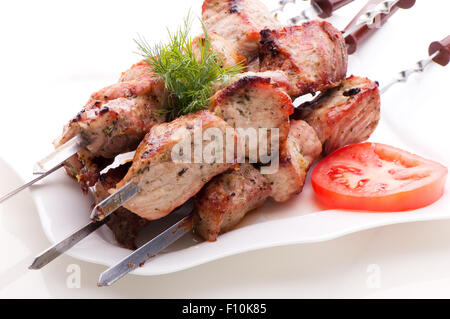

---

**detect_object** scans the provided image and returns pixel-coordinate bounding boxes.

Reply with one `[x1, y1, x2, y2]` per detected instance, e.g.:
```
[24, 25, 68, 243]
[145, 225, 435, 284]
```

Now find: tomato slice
[311, 143, 448, 212]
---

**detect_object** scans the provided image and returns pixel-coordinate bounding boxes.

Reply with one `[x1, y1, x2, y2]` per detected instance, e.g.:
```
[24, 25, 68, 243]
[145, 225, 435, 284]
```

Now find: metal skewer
[0, 163, 64, 204]
[343, 0, 401, 38]
[29, 217, 107, 270]
[379, 51, 439, 94]
[0, 135, 86, 204]
[381, 35, 450, 92]
[97, 201, 194, 287]
[94, 36, 450, 286]
[273, 0, 355, 25]
[29, 181, 138, 269]
[33, 135, 87, 174]
[98, 216, 192, 287]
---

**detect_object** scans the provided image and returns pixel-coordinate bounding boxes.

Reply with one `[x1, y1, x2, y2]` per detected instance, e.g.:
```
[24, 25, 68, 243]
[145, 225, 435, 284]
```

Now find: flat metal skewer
[0, 163, 64, 204]
[29, 218, 107, 269]
[33, 135, 86, 174]
[342, 0, 400, 38]
[29, 181, 139, 269]
[98, 202, 193, 287]
[0, 135, 85, 204]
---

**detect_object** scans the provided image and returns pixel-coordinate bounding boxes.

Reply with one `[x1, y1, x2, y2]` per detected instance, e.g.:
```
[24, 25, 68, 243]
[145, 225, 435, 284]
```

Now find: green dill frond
[134, 12, 244, 120]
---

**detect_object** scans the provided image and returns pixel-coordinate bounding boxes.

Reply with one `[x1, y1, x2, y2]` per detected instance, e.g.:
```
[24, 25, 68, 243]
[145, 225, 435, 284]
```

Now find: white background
[0, 0, 449, 298]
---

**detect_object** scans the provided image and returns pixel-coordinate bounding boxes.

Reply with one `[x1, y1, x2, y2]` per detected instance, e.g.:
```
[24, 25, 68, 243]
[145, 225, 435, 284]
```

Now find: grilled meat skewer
[93, 75, 380, 242]
[55, 60, 167, 191]
[109, 110, 238, 221]
[66, 72, 381, 246]
[194, 75, 380, 241]
[192, 119, 321, 240]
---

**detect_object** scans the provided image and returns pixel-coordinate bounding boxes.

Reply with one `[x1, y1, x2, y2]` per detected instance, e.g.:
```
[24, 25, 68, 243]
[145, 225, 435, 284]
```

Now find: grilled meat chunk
[119, 59, 157, 82]
[202, 0, 281, 60]
[210, 71, 293, 160]
[113, 110, 237, 220]
[89, 61, 166, 107]
[57, 95, 166, 158]
[94, 163, 149, 250]
[192, 32, 246, 68]
[263, 120, 322, 202]
[55, 60, 167, 190]
[63, 151, 114, 193]
[294, 75, 380, 155]
[194, 163, 271, 241]
[193, 121, 321, 241]
[259, 20, 348, 98]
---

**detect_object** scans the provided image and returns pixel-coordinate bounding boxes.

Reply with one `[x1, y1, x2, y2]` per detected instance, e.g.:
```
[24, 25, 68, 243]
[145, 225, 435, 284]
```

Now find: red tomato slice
[311, 143, 448, 212]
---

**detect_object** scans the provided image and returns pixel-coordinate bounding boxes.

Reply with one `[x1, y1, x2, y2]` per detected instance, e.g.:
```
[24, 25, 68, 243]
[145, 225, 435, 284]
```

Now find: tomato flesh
[311, 143, 448, 212]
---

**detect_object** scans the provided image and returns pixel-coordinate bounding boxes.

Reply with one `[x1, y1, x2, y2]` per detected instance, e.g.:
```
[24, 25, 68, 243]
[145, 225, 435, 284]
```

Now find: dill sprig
[135, 13, 244, 120]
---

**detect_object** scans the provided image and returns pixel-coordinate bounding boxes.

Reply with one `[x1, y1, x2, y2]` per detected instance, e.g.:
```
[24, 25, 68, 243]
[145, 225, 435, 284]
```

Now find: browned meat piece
[57, 95, 166, 158]
[192, 32, 246, 68]
[293, 75, 380, 155]
[210, 71, 293, 160]
[93, 163, 149, 250]
[89, 60, 166, 107]
[193, 163, 271, 241]
[113, 110, 237, 220]
[193, 121, 320, 240]
[56, 60, 166, 155]
[55, 60, 167, 190]
[202, 0, 281, 61]
[259, 20, 348, 98]
[263, 119, 322, 202]
[119, 59, 156, 82]
[64, 151, 113, 194]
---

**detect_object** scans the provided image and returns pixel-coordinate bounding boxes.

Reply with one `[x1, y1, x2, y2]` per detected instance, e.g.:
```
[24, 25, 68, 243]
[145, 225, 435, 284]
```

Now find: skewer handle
[396, 0, 415, 9]
[428, 35, 450, 66]
[313, 0, 354, 18]
[344, 0, 416, 54]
